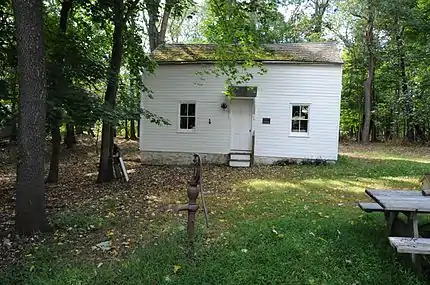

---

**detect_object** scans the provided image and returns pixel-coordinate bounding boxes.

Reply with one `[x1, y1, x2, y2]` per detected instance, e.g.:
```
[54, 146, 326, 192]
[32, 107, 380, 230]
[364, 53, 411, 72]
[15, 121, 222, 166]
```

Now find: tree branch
[350, 12, 367, 20]
[141, 8, 149, 28]
[324, 21, 353, 48]
[147, 0, 161, 51]
[158, 0, 172, 45]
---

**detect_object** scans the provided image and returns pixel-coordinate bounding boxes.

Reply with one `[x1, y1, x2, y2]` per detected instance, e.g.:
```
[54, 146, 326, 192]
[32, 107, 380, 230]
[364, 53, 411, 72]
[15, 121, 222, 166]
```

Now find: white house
[139, 42, 343, 167]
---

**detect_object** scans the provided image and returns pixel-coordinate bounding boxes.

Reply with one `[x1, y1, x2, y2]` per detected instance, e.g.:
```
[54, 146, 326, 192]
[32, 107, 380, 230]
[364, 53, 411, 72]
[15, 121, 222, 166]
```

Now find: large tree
[97, 0, 189, 182]
[97, 0, 135, 182]
[361, 0, 376, 143]
[12, 0, 49, 234]
[46, 0, 73, 183]
[44, 0, 107, 183]
[331, 0, 430, 142]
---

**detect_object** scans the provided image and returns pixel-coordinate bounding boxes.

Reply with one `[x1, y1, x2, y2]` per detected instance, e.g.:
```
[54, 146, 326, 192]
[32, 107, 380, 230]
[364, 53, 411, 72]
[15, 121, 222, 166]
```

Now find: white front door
[230, 99, 252, 151]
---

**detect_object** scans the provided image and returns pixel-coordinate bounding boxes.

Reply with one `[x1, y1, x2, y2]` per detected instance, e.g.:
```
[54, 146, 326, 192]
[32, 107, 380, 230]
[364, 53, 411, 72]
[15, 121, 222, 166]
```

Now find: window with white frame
[291, 104, 309, 134]
[179, 102, 196, 131]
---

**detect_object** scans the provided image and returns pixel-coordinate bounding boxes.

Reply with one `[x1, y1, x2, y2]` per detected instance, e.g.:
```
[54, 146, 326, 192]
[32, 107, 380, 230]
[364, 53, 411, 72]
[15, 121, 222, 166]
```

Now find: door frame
[229, 98, 254, 151]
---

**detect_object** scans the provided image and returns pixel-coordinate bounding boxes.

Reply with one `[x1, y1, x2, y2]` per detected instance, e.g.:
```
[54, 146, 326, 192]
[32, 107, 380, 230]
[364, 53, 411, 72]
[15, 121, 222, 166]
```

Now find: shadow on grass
[310, 155, 429, 180]
[231, 170, 430, 284]
[237, 155, 429, 195]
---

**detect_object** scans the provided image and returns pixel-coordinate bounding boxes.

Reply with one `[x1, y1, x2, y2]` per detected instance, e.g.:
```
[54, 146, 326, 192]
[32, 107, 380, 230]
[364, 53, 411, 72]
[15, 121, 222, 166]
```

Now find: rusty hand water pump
[177, 153, 209, 260]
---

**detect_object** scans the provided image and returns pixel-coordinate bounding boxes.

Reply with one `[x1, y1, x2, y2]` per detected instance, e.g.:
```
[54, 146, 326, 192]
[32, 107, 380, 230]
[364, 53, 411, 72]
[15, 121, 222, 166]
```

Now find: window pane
[300, 120, 308, 132]
[292, 106, 300, 118]
[301, 106, 309, 119]
[188, 117, 196, 129]
[180, 117, 187, 129]
[180, 104, 187, 116]
[292, 120, 299, 132]
[188, 104, 196, 116]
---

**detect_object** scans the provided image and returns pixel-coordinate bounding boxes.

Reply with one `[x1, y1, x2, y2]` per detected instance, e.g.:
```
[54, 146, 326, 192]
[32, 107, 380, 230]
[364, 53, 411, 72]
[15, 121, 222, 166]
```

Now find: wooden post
[406, 212, 422, 275]
[112, 144, 129, 182]
[421, 173, 430, 196]
[250, 130, 255, 166]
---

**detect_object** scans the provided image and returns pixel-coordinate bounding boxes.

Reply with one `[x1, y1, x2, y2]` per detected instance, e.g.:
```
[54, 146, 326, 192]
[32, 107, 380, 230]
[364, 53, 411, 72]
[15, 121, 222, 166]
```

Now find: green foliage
[198, 0, 281, 96]
[336, 0, 430, 141]
[63, 88, 105, 127]
[114, 14, 171, 127]
[0, 1, 16, 71]
[193, 0, 342, 97]
[0, 2, 17, 129]
[43, 1, 111, 131]
[116, 73, 171, 126]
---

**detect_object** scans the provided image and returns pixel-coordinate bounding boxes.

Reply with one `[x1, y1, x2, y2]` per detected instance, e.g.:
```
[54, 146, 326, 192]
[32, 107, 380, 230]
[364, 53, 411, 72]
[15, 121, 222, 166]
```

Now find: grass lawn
[1, 141, 430, 284]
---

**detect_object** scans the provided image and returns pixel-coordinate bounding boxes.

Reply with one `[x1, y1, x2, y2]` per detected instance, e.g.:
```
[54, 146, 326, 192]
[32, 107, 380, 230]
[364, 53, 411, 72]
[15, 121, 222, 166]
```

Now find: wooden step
[229, 149, 251, 154]
[229, 160, 250, 167]
[357, 202, 384, 213]
[229, 151, 251, 167]
[389, 237, 430, 254]
[230, 153, 251, 161]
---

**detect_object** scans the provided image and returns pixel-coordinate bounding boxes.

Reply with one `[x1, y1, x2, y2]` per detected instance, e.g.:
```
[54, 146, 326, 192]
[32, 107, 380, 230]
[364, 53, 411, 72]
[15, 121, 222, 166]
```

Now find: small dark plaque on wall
[262, 117, 271, 124]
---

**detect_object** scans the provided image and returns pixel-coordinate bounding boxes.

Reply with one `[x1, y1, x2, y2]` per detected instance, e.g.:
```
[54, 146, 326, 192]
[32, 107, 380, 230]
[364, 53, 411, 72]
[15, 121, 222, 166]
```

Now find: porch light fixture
[221, 102, 228, 110]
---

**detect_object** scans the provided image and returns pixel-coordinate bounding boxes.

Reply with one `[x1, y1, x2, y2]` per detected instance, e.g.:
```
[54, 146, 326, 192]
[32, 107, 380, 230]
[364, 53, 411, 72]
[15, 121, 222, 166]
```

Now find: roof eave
[154, 60, 344, 65]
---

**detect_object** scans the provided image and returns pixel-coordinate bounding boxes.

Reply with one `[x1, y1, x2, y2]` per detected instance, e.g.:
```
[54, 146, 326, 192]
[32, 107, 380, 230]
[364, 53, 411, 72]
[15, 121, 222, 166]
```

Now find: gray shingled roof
[152, 42, 343, 64]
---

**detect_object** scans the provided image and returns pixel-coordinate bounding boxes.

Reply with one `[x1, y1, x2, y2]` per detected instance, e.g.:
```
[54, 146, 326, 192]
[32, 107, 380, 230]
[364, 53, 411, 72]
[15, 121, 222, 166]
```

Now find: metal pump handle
[193, 153, 209, 227]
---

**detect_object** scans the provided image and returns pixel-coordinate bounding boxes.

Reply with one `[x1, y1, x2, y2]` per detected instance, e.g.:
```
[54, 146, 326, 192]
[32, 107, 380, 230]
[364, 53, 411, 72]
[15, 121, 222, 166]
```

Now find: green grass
[51, 211, 108, 231]
[2, 146, 430, 284]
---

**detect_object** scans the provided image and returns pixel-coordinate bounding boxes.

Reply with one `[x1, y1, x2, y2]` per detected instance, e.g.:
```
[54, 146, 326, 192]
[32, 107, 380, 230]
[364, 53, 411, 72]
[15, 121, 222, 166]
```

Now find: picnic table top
[365, 189, 430, 213]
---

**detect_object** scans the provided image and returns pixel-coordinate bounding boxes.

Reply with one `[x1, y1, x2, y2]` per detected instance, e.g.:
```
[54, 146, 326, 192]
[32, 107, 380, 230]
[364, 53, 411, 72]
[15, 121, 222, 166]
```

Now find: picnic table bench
[358, 189, 430, 274]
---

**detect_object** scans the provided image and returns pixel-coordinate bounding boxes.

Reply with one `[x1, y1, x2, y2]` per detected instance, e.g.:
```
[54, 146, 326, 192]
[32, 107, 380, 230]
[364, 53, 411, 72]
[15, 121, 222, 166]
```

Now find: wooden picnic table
[366, 189, 430, 213]
[365, 189, 430, 272]
[365, 188, 430, 237]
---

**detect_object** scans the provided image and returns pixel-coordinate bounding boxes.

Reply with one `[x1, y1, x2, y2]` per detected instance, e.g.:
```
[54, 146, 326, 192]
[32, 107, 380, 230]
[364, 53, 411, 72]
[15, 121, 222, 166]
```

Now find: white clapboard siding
[140, 63, 342, 160]
[251, 64, 341, 160]
[140, 65, 231, 154]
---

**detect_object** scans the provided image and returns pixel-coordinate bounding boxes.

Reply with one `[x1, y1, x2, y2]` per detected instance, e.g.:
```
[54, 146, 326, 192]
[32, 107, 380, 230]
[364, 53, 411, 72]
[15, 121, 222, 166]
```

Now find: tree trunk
[130, 120, 137, 140]
[13, 0, 49, 234]
[61, 0, 75, 149]
[47, 0, 73, 182]
[60, 0, 73, 31]
[385, 105, 393, 141]
[76, 125, 83, 135]
[147, 0, 161, 52]
[396, 26, 414, 142]
[9, 73, 19, 142]
[395, 87, 400, 140]
[312, 0, 329, 35]
[137, 119, 140, 138]
[64, 123, 76, 148]
[147, 0, 172, 52]
[9, 100, 17, 142]
[46, 122, 61, 183]
[158, 0, 172, 46]
[361, 0, 375, 144]
[97, 0, 125, 183]
[415, 125, 425, 142]
[370, 119, 377, 142]
[125, 119, 129, 139]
